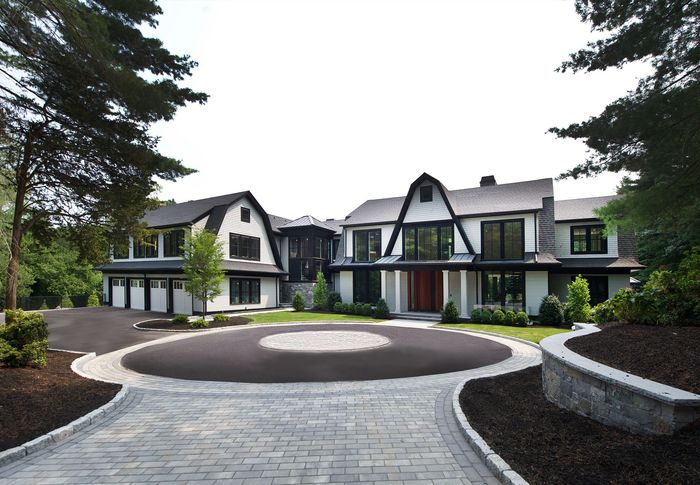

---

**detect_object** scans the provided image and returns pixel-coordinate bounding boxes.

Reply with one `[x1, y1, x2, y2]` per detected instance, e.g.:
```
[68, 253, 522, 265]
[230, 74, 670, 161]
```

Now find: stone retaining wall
[279, 282, 315, 306]
[540, 323, 700, 435]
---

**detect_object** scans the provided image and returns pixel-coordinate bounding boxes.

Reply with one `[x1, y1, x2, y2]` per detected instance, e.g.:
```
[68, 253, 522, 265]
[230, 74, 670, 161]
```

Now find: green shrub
[470, 308, 482, 323]
[342, 303, 352, 314]
[172, 314, 189, 324]
[362, 303, 373, 316]
[333, 301, 343, 313]
[492, 309, 506, 325]
[539, 294, 565, 325]
[190, 318, 209, 329]
[213, 313, 229, 322]
[87, 291, 101, 307]
[0, 310, 49, 367]
[481, 309, 493, 323]
[39, 299, 49, 310]
[292, 292, 305, 311]
[60, 294, 74, 309]
[441, 299, 460, 323]
[592, 300, 616, 324]
[312, 272, 328, 310]
[515, 311, 529, 327]
[504, 310, 516, 325]
[351, 303, 360, 315]
[374, 298, 390, 319]
[327, 292, 342, 311]
[566, 275, 592, 323]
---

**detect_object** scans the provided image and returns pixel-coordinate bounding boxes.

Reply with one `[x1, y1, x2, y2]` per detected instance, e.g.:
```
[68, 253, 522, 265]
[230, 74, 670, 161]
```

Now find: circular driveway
[122, 323, 512, 383]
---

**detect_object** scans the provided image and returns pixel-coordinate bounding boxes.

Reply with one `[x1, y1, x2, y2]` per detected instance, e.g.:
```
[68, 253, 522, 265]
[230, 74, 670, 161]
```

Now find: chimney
[480, 175, 497, 187]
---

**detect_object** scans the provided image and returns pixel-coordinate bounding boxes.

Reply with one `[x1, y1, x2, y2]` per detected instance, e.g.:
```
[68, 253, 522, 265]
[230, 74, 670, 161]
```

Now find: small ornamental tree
[312, 272, 328, 310]
[441, 299, 460, 323]
[182, 230, 224, 317]
[292, 292, 305, 311]
[566, 275, 592, 323]
[374, 298, 390, 319]
[539, 294, 565, 325]
[87, 291, 101, 307]
[60, 294, 73, 309]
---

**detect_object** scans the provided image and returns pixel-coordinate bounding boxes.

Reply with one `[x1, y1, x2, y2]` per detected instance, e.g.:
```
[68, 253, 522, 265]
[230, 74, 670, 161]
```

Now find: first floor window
[353, 270, 381, 304]
[230, 278, 261, 305]
[482, 271, 524, 309]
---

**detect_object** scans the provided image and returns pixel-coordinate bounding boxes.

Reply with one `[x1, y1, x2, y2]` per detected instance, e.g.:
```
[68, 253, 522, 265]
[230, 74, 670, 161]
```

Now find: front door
[408, 271, 443, 312]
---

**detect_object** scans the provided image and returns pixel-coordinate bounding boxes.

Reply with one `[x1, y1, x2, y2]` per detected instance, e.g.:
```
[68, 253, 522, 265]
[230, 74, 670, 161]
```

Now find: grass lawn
[437, 323, 570, 343]
[248, 311, 383, 324]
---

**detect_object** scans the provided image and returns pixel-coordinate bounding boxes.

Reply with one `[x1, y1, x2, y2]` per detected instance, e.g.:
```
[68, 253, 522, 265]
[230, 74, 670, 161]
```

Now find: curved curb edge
[0, 353, 130, 469]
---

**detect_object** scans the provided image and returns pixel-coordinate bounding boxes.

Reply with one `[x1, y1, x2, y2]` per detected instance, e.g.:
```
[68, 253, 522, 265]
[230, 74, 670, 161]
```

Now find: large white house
[99, 173, 642, 316]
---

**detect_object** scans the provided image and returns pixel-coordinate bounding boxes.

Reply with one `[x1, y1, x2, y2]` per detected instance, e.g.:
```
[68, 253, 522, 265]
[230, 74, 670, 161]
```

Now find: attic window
[419, 185, 433, 202]
[241, 207, 250, 223]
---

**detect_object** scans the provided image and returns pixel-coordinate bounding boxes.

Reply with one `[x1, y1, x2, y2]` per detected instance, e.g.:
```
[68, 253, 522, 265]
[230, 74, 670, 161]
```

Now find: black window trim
[419, 185, 433, 203]
[229, 277, 261, 305]
[241, 207, 251, 223]
[481, 270, 526, 309]
[163, 228, 186, 258]
[402, 221, 454, 261]
[133, 234, 159, 259]
[480, 218, 525, 261]
[570, 224, 608, 255]
[229, 232, 261, 261]
[353, 228, 382, 263]
[287, 236, 331, 282]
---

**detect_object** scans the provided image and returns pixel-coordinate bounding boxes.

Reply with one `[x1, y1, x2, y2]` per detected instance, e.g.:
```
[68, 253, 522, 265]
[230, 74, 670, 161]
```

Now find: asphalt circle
[121, 324, 513, 383]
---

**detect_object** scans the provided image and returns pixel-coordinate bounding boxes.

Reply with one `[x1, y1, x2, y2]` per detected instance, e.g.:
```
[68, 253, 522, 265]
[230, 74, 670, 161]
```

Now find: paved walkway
[0, 322, 541, 484]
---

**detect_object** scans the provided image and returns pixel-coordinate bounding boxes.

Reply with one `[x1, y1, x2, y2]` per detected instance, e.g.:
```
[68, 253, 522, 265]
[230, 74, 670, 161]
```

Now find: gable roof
[142, 192, 247, 229]
[278, 215, 337, 233]
[554, 195, 618, 221]
[268, 214, 292, 233]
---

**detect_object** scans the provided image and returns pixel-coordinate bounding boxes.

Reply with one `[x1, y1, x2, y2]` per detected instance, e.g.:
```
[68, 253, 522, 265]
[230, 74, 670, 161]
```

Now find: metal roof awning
[97, 260, 287, 276]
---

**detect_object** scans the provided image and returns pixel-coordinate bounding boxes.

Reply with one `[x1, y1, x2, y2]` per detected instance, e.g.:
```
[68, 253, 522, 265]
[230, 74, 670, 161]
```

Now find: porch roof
[97, 260, 287, 276]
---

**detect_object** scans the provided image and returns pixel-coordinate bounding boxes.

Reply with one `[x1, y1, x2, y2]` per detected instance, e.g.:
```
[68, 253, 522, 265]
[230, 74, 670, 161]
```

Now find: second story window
[404, 224, 453, 261]
[133, 235, 158, 258]
[230, 233, 260, 260]
[163, 229, 185, 257]
[288, 236, 330, 281]
[571, 225, 607, 254]
[482, 219, 524, 260]
[354, 229, 381, 262]
[113, 243, 129, 260]
[241, 207, 250, 223]
[420, 185, 433, 202]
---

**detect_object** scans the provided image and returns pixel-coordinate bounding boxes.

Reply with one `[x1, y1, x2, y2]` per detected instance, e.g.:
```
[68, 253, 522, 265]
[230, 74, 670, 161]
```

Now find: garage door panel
[130, 279, 145, 310]
[112, 279, 126, 308]
[172, 280, 192, 315]
[150, 280, 167, 313]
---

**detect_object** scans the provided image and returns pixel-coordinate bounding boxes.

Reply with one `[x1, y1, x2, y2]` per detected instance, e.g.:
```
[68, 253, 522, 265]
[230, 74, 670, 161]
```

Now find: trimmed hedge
[0, 310, 49, 367]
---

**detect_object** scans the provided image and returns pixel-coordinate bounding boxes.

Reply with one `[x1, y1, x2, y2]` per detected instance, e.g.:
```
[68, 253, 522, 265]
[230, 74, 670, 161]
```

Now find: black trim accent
[167, 278, 174, 313]
[229, 233, 261, 261]
[401, 221, 454, 261]
[570, 224, 607, 255]
[204, 205, 228, 233]
[230, 277, 261, 305]
[108, 277, 113, 305]
[556, 217, 601, 223]
[241, 207, 251, 223]
[480, 218, 525, 261]
[457, 209, 539, 219]
[353, 229, 382, 263]
[481, 270, 526, 310]
[125, 278, 131, 308]
[419, 185, 433, 202]
[144, 277, 151, 310]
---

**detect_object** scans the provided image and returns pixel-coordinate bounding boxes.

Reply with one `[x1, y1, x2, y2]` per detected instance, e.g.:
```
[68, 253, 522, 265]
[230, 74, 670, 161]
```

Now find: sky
[149, 0, 649, 221]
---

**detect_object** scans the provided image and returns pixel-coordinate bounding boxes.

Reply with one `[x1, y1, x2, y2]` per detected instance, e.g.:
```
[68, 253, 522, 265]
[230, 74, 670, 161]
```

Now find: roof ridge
[555, 194, 618, 202]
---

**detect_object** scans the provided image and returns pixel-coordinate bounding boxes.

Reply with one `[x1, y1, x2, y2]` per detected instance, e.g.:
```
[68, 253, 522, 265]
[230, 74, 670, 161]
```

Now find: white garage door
[130, 279, 145, 310]
[112, 278, 126, 307]
[172, 280, 192, 315]
[150, 280, 167, 313]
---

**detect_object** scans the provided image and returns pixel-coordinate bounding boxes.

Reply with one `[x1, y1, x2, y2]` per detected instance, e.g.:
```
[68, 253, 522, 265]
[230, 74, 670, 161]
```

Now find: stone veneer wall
[280, 282, 315, 307]
[541, 324, 700, 435]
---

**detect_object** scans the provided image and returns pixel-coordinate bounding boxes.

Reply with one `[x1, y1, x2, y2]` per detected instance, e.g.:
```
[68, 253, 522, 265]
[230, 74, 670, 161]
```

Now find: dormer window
[419, 185, 433, 202]
[241, 207, 251, 223]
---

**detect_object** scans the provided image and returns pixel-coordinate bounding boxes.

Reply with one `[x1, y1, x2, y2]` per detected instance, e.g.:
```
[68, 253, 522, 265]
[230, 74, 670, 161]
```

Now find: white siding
[404, 183, 451, 223]
[467, 271, 477, 315]
[554, 222, 618, 258]
[390, 228, 403, 256]
[525, 271, 549, 315]
[279, 236, 288, 273]
[608, 274, 629, 298]
[344, 225, 395, 258]
[448, 271, 461, 311]
[102, 276, 109, 303]
[203, 276, 278, 312]
[461, 213, 536, 254]
[385, 271, 396, 310]
[217, 197, 276, 265]
[339, 271, 353, 303]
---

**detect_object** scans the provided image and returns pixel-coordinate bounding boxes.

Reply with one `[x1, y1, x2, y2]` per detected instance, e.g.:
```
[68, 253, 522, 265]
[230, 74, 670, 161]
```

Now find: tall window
[241, 207, 251, 223]
[482, 271, 525, 310]
[133, 235, 158, 258]
[288, 236, 330, 281]
[354, 229, 381, 262]
[113, 243, 129, 260]
[230, 278, 260, 304]
[571, 225, 607, 254]
[230, 233, 260, 260]
[403, 225, 453, 261]
[481, 219, 524, 260]
[163, 229, 185, 257]
[353, 270, 381, 304]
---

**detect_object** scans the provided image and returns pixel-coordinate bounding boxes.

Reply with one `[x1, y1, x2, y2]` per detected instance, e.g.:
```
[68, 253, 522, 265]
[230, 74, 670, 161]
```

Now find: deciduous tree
[182, 230, 224, 318]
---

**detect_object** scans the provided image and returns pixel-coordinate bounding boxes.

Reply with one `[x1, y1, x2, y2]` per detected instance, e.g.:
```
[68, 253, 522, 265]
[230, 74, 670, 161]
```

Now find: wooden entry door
[408, 271, 443, 312]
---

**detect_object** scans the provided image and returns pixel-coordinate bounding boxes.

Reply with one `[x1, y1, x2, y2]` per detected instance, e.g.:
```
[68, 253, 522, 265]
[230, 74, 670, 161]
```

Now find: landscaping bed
[566, 324, 700, 394]
[137, 315, 251, 330]
[0, 351, 120, 451]
[459, 365, 700, 484]
[438, 323, 569, 343]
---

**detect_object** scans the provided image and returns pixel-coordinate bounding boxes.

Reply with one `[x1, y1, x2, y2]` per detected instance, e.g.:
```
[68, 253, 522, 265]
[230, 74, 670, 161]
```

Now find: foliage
[247, 311, 385, 324]
[312, 272, 328, 310]
[539, 294, 565, 325]
[374, 298, 391, 319]
[87, 291, 101, 307]
[360, 303, 372, 316]
[60, 294, 73, 309]
[504, 310, 516, 325]
[0, 310, 48, 367]
[189, 318, 209, 329]
[39, 299, 48, 310]
[550, 0, 700, 249]
[212, 313, 229, 322]
[182, 230, 224, 317]
[480, 309, 493, 323]
[327, 292, 342, 311]
[470, 308, 482, 323]
[333, 301, 344, 313]
[292, 292, 305, 312]
[515, 311, 529, 327]
[566, 276, 592, 323]
[440, 299, 460, 323]
[492, 309, 506, 325]
[592, 300, 616, 324]
[172, 314, 189, 324]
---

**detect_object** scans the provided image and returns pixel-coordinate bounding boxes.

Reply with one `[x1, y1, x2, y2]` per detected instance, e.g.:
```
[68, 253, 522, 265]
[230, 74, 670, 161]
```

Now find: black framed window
[230, 233, 260, 260]
[481, 219, 524, 260]
[420, 185, 433, 202]
[574, 275, 609, 305]
[113, 243, 129, 260]
[403, 224, 453, 261]
[230, 278, 260, 304]
[571, 225, 607, 254]
[354, 229, 381, 262]
[482, 271, 525, 309]
[288, 236, 331, 281]
[133, 235, 158, 258]
[163, 229, 185, 257]
[241, 207, 251, 223]
[353, 270, 381, 304]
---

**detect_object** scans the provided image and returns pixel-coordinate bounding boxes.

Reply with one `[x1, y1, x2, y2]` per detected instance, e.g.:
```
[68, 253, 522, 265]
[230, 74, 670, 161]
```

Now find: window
[571, 225, 607, 254]
[353, 270, 381, 304]
[241, 207, 250, 223]
[133, 235, 158, 258]
[574, 275, 609, 306]
[163, 229, 185, 257]
[354, 229, 381, 262]
[230, 278, 260, 305]
[481, 220, 524, 260]
[482, 271, 525, 310]
[113, 244, 129, 260]
[173, 281, 184, 290]
[288, 236, 330, 281]
[130, 279, 144, 288]
[112, 278, 125, 287]
[315, 237, 328, 259]
[403, 224, 453, 261]
[420, 185, 433, 202]
[230, 233, 260, 260]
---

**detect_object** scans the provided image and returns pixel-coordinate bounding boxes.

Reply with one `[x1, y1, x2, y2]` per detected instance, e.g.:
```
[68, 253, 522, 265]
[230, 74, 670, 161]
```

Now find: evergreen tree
[312, 272, 328, 310]
[182, 230, 224, 318]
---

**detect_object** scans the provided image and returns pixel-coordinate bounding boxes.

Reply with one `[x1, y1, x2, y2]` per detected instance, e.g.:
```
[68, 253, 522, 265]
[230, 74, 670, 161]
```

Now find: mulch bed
[0, 351, 121, 451]
[460, 366, 700, 485]
[137, 315, 251, 331]
[566, 324, 700, 394]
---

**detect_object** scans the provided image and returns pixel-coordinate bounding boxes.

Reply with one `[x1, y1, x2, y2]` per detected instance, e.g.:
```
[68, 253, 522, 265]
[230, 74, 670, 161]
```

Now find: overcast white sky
[150, 0, 648, 220]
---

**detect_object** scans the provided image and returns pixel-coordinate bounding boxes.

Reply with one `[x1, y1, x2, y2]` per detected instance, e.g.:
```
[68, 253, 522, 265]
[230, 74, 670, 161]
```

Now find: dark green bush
[360, 303, 372, 316]
[515, 311, 529, 327]
[172, 314, 189, 324]
[470, 308, 482, 323]
[374, 298, 390, 319]
[333, 301, 343, 313]
[0, 310, 49, 367]
[481, 309, 493, 323]
[539, 294, 565, 325]
[190, 318, 209, 329]
[504, 310, 516, 325]
[441, 299, 460, 323]
[292, 292, 305, 311]
[212, 313, 229, 322]
[327, 292, 342, 311]
[492, 309, 506, 324]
